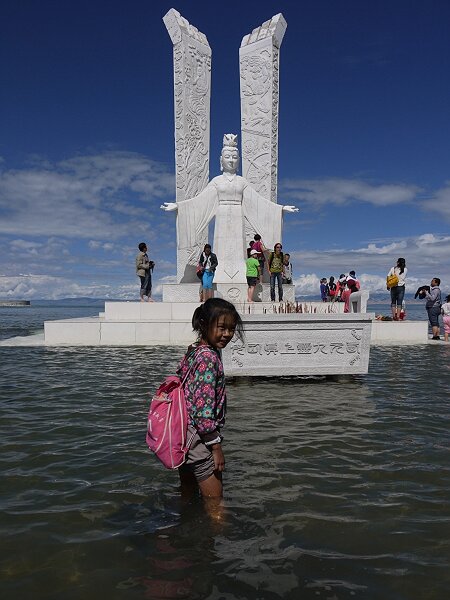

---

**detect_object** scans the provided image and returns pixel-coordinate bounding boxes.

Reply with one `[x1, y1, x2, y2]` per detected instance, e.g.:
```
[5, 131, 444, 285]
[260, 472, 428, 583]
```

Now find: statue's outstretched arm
[282, 205, 299, 213]
[160, 202, 178, 211]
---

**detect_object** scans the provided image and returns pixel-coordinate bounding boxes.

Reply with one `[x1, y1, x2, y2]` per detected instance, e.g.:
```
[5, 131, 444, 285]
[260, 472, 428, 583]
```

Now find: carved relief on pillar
[239, 14, 287, 203]
[240, 49, 272, 201]
[163, 9, 211, 282]
[173, 39, 211, 202]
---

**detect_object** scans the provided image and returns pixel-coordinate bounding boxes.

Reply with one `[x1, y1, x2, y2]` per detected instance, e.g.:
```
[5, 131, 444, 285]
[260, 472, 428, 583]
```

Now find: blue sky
[1, 0, 449, 300]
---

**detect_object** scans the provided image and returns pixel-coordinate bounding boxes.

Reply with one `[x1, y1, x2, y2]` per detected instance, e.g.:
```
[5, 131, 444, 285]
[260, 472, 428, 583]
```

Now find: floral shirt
[177, 345, 226, 443]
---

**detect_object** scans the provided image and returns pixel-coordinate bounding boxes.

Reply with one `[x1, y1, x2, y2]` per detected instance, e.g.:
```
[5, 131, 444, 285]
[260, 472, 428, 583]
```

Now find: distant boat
[0, 300, 31, 307]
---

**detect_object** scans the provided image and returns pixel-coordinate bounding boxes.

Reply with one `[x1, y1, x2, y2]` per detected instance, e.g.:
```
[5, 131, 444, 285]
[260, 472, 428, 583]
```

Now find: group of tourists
[194, 234, 294, 304]
[319, 271, 360, 312]
[136, 238, 293, 305]
[387, 257, 449, 341]
[246, 234, 293, 303]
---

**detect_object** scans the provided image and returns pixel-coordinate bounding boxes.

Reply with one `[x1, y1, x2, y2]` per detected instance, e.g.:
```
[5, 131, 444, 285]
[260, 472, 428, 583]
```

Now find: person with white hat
[246, 249, 261, 302]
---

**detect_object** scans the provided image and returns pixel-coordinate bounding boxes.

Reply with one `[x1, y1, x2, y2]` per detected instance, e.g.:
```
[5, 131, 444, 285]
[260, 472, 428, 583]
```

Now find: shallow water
[1, 304, 449, 599]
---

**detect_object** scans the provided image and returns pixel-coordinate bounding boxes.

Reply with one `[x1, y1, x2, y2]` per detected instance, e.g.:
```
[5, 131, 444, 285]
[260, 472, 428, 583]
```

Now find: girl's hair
[396, 257, 406, 274]
[192, 298, 244, 343]
[446, 294, 450, 303]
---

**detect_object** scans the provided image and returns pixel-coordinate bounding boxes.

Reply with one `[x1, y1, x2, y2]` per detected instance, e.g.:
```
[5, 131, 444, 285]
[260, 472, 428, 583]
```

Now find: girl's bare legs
[247, 285, 255, 302]
[198, 472, 224, 524]
[198, 472, 223, 498]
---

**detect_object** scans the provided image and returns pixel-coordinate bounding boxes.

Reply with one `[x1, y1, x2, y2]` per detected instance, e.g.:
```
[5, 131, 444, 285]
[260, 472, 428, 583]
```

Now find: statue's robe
[176, 174, 283, 284]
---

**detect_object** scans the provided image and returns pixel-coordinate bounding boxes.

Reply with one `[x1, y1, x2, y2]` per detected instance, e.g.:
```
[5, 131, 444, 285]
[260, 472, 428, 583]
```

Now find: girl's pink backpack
[146, 348, 205, 469]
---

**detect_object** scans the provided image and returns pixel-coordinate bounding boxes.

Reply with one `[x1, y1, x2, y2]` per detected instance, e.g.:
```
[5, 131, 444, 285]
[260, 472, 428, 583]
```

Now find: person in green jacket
[246, 249, 261, 303]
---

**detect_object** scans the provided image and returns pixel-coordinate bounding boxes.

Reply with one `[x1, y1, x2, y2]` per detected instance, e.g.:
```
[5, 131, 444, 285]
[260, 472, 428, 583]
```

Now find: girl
[387, 258, 407, 320]
[177, 298, 244, 499]
[341, 281, 359, 313]
[327, 276, 337, 301]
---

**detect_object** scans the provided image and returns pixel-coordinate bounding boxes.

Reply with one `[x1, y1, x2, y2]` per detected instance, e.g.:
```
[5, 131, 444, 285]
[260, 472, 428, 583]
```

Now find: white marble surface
[163, 8, 211, 283]
[40, 303, 429, 354]
[240, 13, 287, 202]
[370, 320, 428, 343]
[222, 314, 373, 375]
[162, 282, 296, 303]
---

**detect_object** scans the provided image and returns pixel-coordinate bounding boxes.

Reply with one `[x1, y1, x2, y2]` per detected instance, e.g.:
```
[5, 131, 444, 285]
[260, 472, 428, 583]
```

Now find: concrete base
[43, 302, 430, 349]
[44, 302, 374, 375]
[371, 319, 428, 344]
[223, 313, 372, 376]
[162, 282, 295, 303]
[41, 301, 433, 377]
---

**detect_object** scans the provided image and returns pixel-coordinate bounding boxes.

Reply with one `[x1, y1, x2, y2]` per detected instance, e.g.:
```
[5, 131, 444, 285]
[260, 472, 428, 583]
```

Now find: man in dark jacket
[423, 278, 442, 339]
[136, 242, 155, 302]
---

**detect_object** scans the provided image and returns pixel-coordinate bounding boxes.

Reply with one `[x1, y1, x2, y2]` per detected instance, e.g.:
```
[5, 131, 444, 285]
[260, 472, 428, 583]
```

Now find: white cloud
[88, 240, 114, 251]
[288, 233, 450, 290]
[280, 178, 421, 207]
[425, 183, 450, 221]
[0, 151, 175, 239]
[0, 274, 139, 300]
[356, 241, 407, 255]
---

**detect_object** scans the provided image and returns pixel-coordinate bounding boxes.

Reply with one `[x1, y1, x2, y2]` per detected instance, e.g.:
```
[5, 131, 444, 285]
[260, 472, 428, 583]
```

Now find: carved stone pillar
[163, 9, 211, 282]
[239, 14, 287, 204]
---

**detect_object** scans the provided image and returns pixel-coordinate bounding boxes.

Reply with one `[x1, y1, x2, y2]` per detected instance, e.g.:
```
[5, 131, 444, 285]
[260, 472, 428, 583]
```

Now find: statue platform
[32, 293, 427, 377]
[40, 291, 429, 376]
[162, 282, 295, 303]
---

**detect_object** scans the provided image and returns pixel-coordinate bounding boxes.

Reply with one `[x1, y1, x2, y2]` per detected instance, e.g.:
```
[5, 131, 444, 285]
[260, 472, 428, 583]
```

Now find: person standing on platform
[341, 281, 359, 313]
[387, 257, 407, 320]
[198, 244, 218, 302]
[328, 276, 337, 301]
[441, 295, 450, 342]
[320, 278, 329, 302]
[136, 242, 155, 302]
[441, 294, 450, 342]
[346, 270, 360, 290]
[423, 277, 442, 340]
[336, 274, 347, 301]
[246, 249, 261, 302]
[252, 234, 267, 279]
[268, 243, 284, 302]
[282, 253, 293, 285]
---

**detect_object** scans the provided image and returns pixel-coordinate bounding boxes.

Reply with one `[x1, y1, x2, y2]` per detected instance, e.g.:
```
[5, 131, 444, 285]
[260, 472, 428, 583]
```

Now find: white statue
[161, 134, 297, 285]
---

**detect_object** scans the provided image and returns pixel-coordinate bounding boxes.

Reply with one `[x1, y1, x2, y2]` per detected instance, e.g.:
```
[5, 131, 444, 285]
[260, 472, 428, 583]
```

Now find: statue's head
[220, 133, 240, 173]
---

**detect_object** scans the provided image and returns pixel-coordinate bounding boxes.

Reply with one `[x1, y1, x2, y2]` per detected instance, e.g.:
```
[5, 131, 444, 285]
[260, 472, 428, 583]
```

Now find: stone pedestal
[223, 314, 372, 376]
[162, 282, 295, 303]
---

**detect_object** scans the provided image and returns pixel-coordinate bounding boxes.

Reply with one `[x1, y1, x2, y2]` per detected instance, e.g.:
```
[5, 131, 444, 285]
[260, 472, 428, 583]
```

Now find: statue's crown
[223, 134, 238, 149]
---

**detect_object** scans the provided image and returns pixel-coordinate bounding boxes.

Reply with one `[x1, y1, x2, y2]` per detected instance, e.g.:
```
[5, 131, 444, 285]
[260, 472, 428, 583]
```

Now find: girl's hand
[211, 444, 225, 472]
